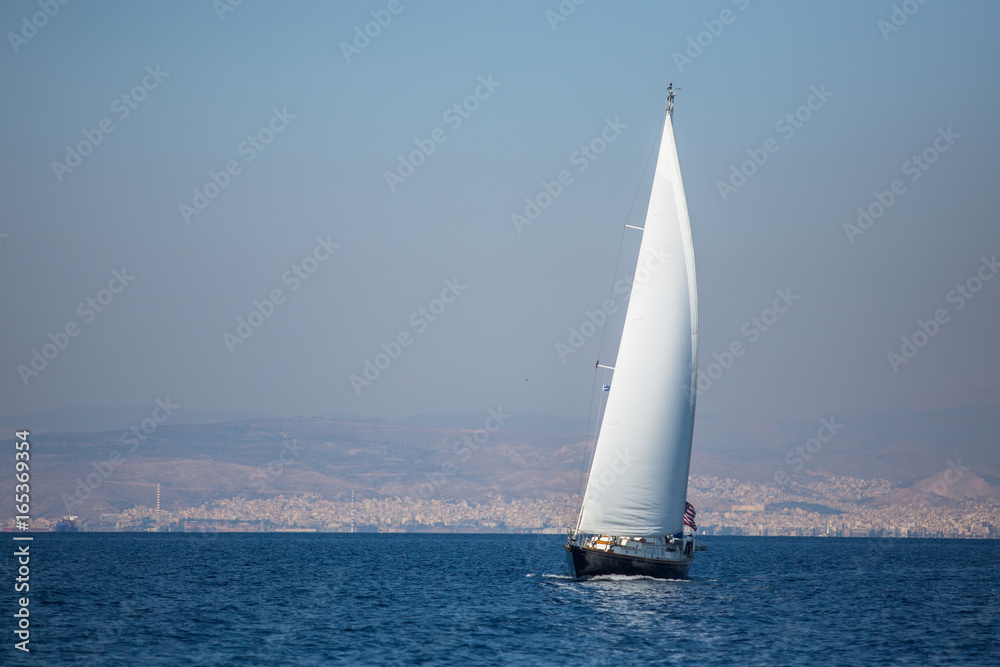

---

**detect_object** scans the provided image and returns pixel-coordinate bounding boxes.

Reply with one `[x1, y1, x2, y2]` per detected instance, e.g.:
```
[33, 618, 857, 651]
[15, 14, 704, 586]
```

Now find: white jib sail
[577, 105, 699, 538]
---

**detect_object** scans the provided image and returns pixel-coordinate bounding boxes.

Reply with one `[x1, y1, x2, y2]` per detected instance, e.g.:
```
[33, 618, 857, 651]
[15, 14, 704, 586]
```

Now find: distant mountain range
[0, 416, 588, 521]
[1, 403, 997, 521]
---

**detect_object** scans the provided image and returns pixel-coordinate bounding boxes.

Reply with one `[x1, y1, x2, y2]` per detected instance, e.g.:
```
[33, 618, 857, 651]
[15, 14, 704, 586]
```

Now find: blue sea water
[3, 534, 998, 665]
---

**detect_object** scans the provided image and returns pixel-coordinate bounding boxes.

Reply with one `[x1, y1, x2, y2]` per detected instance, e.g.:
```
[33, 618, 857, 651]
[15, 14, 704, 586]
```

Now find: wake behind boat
[566, 85, 703, 580]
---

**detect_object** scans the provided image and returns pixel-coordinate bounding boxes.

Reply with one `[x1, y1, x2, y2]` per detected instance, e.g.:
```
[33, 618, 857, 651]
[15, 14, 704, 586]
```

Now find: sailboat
[566, 85, 702, 580]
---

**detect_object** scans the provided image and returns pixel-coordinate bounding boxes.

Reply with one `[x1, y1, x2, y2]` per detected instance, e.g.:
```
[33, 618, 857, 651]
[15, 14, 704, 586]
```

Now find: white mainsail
[577, 99, 698, 538]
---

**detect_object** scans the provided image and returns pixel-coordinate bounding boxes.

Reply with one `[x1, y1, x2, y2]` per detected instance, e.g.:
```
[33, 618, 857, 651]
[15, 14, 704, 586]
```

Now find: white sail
[577, 103, 698, 538]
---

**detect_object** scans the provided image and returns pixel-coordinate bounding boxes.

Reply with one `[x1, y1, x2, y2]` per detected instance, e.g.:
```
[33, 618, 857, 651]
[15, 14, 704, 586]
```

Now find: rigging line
[595, 117, 665, 363]
[576, 364, 601, 512]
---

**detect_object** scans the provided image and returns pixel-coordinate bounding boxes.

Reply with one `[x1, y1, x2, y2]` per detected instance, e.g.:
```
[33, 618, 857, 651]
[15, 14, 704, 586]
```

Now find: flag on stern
[683, 502, 697, 531]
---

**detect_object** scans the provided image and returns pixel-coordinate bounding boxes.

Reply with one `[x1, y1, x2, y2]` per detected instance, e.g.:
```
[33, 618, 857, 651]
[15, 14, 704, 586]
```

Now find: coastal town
[17, 473, 997, 538]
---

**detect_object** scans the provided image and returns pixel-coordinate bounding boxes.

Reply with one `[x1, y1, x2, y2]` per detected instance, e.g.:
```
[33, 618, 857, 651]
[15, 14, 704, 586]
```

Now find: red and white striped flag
[683, 502, 697, 531]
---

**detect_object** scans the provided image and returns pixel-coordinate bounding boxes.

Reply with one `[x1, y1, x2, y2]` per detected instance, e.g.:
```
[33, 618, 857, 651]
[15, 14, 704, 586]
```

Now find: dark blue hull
[566, 544, 691, 580]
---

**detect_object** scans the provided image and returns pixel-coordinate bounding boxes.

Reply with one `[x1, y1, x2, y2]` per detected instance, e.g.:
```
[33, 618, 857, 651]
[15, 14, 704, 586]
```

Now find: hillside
[2, 404, 997, 523]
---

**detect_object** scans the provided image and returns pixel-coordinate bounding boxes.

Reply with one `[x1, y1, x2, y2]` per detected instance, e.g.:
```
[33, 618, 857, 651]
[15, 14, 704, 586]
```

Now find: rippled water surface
[4, 534, 998, 665]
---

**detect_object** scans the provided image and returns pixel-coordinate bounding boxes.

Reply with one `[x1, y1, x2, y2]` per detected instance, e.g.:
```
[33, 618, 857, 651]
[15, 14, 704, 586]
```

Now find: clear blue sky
[2, 0, 998, 428]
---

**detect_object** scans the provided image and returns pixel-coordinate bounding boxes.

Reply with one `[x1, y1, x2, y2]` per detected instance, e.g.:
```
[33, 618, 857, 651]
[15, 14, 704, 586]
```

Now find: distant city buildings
[688, 474, 996, 539]
[7, 472, 996, 537]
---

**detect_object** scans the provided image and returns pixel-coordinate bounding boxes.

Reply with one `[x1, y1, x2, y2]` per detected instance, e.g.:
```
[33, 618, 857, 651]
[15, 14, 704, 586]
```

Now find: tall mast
[576, 86, 698, 538]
